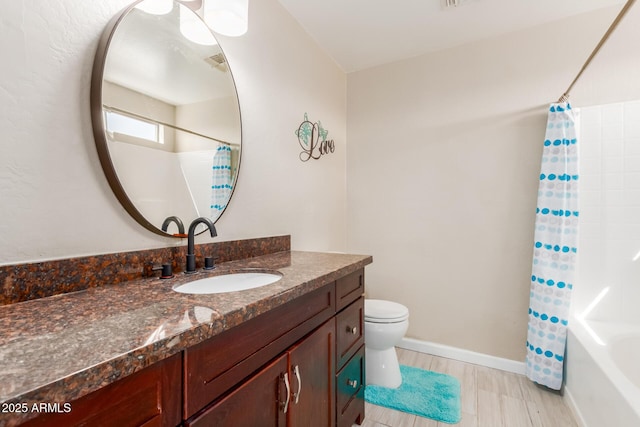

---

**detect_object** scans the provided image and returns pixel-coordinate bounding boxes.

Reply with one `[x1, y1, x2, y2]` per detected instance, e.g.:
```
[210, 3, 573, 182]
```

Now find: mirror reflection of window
[105, 110, 164, 145]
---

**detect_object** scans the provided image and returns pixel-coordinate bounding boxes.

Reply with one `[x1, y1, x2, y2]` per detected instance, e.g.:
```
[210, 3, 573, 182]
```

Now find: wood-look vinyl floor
[360, 348, 579, 427]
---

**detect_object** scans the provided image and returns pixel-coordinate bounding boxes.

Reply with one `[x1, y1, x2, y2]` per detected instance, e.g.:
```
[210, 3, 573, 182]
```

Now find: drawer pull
[281, 372, 291, 413]
[347, 379, 358, 388]
[346, 326, 357, 335]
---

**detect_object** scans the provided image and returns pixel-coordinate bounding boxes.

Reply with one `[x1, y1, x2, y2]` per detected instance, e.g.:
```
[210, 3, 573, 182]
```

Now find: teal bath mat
[365, 365, 461, 424]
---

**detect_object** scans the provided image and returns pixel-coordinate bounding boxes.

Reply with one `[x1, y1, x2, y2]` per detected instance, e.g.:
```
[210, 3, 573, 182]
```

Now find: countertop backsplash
[0, 235, 291, 306]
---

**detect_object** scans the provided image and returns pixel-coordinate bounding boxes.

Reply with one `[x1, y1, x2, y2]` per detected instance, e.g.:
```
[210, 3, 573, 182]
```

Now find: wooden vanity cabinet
[185, 268, 366, 427]
[19, 268, 366, 427]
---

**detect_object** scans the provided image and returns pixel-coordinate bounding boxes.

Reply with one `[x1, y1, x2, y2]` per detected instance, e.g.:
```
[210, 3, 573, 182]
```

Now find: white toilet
[364, 299, 410, 388]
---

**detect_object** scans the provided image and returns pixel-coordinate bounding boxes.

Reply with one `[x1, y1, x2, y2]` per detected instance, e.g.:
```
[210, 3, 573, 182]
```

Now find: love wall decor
[295, 113, 335, 161]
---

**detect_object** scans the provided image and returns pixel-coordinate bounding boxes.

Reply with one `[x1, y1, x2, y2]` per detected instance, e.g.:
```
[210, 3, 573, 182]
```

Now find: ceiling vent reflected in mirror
[440, 0, 475, 9]
[205, 53, 228, 72]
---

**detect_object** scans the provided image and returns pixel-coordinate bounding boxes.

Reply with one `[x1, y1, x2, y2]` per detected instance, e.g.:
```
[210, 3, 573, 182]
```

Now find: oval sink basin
[172, 272, 283, 294]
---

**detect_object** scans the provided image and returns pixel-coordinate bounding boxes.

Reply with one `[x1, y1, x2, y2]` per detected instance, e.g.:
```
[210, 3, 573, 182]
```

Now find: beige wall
[0, 0, 347, 264]
[346, 5, 640, 361]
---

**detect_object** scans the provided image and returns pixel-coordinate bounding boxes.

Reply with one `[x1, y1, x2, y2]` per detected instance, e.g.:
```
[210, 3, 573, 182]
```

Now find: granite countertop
[0, 250, 372, 426]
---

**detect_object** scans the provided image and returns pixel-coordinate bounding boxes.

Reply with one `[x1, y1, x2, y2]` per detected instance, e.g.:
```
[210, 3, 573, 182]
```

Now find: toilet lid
[365, 299, 409, 323]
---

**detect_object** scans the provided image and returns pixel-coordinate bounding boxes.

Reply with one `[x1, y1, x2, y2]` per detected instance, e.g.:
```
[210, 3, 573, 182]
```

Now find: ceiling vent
[205, 53, 228, 72]
[441, 0, 473, 9]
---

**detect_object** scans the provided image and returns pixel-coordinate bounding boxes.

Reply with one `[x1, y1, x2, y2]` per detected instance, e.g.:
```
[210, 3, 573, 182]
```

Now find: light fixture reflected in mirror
[135, 0, 173, 15]
[179, 3, 218, 45]
[137, 0, 248, 39]
[204, 0, 248, 37]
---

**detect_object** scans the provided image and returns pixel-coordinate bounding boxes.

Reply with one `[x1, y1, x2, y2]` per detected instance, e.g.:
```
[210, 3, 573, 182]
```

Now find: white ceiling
[277, 0, 626, 73]
[105, 6, 235, 106]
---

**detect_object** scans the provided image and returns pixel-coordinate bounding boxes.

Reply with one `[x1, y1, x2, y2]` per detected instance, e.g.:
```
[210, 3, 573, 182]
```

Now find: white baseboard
[398, 337, 526, 375]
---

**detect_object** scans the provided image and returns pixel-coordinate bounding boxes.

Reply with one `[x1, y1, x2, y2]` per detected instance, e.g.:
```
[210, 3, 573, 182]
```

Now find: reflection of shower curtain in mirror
[525, 103, 579, 390]
[211, 145, 233, 216]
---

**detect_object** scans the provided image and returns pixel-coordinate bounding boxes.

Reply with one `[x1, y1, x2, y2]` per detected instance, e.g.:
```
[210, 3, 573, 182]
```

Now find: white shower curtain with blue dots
[525, 102, 579, 390]
[211, 144, 233, 215]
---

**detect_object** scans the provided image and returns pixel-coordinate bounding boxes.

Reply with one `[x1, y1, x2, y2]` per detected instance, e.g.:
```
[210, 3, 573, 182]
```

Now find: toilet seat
[365, 299, 409, 323]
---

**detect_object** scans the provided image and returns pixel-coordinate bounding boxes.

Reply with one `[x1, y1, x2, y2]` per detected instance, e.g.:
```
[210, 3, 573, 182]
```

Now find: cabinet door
[186, 353, 289, 427]
[288, 318, 336, 427]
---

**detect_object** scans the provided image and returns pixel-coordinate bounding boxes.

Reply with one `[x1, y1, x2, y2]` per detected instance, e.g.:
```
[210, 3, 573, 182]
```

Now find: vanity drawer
[336, 269, 364, 311]
[336, 345, 365, 427]
[183, 283, 336, 419]
[336, 297, 364, 370]
[22, 353, 182, 427]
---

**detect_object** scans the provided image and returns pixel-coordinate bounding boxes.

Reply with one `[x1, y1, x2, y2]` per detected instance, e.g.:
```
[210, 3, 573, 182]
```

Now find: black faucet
[186, 217, 217, 274]
[161, 216, 185, 235]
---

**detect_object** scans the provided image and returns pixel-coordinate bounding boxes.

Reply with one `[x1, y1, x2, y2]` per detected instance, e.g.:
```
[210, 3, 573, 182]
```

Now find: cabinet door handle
[292, 365, 302, 404]
[347, 379, 358, 388]
[346, 325, 357, 335]
[281, 372, 291, 413]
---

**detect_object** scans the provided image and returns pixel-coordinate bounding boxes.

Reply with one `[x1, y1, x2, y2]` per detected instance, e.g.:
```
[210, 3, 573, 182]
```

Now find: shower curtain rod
[558, 0, 637, 102]
[103, 105, 237, 147]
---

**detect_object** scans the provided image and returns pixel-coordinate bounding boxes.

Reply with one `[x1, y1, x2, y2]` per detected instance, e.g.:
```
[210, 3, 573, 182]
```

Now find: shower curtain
[525, 102, 579, 390]
[211, 144, 233, 215]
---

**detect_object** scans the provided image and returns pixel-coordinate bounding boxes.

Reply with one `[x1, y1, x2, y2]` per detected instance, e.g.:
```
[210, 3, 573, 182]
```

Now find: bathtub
[565, 318, 640, 427]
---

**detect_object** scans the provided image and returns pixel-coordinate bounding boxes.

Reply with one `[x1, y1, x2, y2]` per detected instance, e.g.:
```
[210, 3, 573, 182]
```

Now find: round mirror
[91, 0, 241, 237]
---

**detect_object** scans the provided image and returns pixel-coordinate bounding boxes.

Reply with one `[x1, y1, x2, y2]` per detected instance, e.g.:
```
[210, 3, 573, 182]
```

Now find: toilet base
[365, 346, 402, 388]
